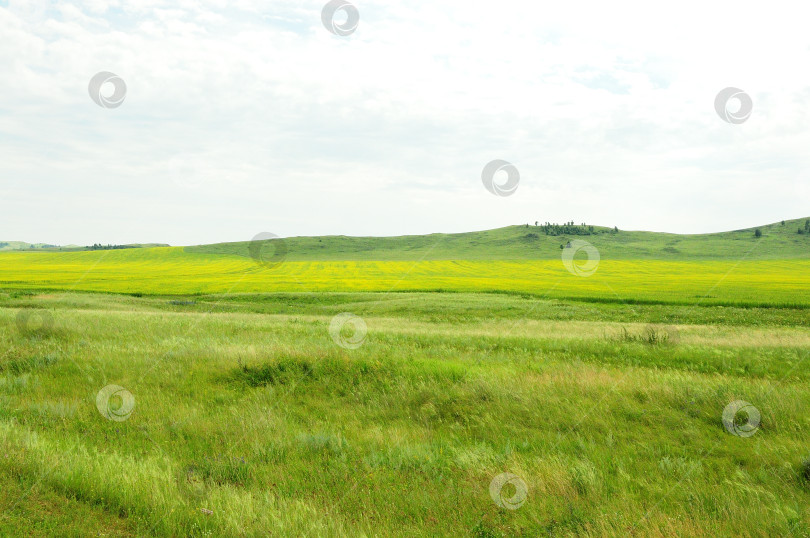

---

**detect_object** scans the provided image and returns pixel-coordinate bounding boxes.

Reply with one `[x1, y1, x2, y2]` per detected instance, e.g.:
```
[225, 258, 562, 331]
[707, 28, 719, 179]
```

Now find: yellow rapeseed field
[1, 247, 807, 306]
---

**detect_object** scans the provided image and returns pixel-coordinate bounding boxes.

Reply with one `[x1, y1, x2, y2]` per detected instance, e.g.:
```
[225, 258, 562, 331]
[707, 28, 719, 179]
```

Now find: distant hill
[0, 241, 67, 251]
[5, 218, 809, 260]
[185, 217, 810, 261]
[0, 242, 169, 252]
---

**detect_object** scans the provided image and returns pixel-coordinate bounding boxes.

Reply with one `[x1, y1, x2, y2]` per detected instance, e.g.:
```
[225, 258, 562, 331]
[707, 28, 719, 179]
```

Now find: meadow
[0, 221, 809, 536]
[1, 219, 808, 307]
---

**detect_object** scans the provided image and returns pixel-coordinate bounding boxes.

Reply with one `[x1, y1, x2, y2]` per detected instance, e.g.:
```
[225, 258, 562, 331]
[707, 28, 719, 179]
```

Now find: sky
[1, 0, 809, 246]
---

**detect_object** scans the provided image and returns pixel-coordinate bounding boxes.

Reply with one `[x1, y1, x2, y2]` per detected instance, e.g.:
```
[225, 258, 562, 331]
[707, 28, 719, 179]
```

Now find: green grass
[1, 219, 808, 306]
[0, 291, 808, 536]
[186, 217, 810, 261]
[1, 220, 809, 535]
[0, 466, 139, 537]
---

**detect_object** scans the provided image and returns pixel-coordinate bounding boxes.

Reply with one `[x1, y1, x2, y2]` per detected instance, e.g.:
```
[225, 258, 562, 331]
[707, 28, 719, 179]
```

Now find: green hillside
[187, 217, 810, 261]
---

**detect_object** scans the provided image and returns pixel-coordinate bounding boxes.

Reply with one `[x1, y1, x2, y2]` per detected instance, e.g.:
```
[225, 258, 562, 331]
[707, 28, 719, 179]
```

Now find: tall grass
[0, 291, 808, 535]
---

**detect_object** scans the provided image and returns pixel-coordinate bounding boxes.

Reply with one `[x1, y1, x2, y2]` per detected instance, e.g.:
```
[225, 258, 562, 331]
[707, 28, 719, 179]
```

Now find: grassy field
[0, 221, 809, 536]
[0, 219, 809, 306]
[1, 251, 809, 307]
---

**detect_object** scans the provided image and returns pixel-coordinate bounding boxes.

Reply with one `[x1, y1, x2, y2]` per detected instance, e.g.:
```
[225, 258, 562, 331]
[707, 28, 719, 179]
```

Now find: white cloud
[0, 0, 808, 245]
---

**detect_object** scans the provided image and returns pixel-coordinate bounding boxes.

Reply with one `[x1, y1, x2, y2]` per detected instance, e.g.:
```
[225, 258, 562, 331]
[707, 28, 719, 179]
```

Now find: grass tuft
[617, 326, 676, 345]
[800, 458, 810, 486]
[234, 357, 315, 386]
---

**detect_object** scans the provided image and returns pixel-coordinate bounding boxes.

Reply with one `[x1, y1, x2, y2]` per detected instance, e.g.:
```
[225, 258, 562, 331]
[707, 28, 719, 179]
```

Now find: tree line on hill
[86, 244, 137, 250]
[526, 221, 619, 236]
[2, 242, 58, 249]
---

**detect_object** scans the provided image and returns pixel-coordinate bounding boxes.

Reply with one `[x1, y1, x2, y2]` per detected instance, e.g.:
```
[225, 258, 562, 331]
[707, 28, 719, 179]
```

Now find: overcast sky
[1, 0, 809, 246]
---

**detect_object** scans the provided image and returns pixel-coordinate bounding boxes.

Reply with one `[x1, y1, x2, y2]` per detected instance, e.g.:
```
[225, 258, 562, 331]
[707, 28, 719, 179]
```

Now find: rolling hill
[186, 217, 810, 261]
